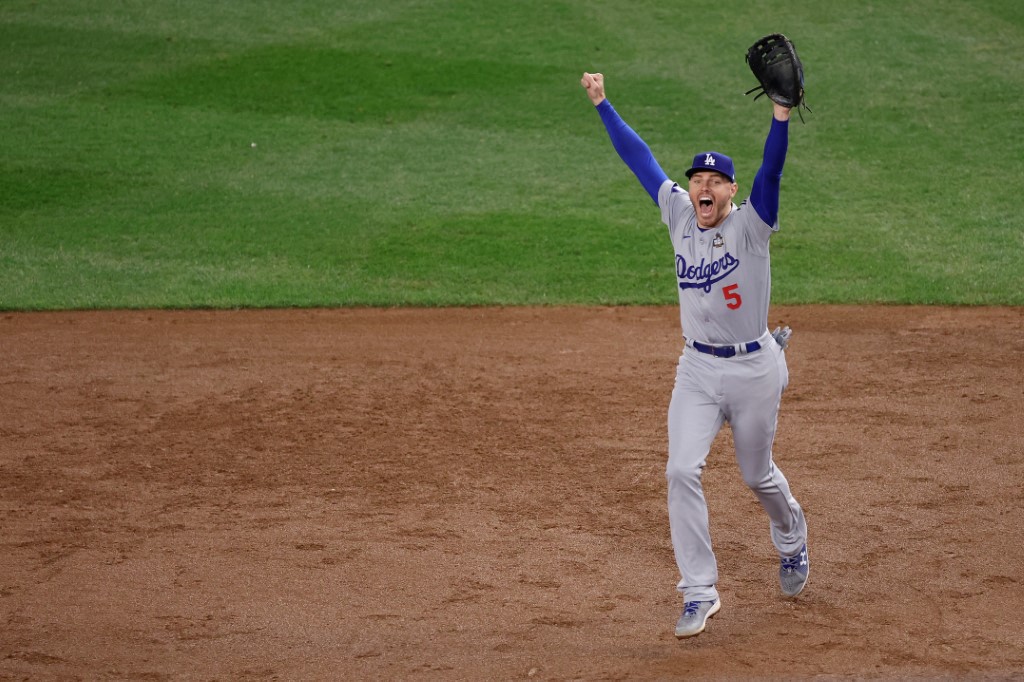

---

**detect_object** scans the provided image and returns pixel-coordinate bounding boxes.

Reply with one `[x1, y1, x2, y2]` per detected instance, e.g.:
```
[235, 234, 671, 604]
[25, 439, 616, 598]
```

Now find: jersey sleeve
[659, 179, 693, 237]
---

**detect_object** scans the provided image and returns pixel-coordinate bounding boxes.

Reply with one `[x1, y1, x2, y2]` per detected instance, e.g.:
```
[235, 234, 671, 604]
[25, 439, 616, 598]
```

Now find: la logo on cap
[686, 151, 736, 182]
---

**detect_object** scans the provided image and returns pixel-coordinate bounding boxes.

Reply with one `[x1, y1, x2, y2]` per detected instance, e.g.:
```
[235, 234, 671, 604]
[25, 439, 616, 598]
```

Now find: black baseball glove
[745, 34, 810, 120]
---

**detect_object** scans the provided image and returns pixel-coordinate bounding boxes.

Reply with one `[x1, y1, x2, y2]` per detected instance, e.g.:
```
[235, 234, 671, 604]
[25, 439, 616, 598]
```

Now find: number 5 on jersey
[723, 284, 742, 310]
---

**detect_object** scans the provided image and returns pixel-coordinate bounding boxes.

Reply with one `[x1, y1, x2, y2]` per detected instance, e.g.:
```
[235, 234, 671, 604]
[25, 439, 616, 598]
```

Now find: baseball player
[580, 70, 809, 639]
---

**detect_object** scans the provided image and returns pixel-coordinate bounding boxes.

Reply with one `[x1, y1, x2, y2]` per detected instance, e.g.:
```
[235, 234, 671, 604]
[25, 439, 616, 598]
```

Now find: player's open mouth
[697, 196, 717, 223]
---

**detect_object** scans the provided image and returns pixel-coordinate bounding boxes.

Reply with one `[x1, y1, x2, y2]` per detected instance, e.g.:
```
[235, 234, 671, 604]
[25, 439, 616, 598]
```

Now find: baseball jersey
[658, 179, 777, 345]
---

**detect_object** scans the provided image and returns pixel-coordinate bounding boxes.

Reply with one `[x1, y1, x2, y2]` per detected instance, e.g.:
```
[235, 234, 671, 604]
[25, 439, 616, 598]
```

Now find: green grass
[2, 0, 1022, 309]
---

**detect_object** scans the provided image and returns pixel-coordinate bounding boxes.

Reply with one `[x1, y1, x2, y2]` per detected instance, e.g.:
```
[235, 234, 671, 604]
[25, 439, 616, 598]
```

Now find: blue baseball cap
[685, 151, 736, 182]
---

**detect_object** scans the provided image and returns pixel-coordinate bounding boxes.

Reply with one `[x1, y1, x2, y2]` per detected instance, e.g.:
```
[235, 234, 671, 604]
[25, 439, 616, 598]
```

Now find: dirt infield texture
[1, 305, 1023, 680]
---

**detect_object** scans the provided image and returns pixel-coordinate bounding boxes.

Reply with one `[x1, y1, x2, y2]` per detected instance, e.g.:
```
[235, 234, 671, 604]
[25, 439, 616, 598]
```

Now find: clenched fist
[580, 72, 606, 106]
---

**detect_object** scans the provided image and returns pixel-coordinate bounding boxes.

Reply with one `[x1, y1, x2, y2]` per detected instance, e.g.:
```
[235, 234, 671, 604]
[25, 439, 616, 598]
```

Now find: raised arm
[749, 103, 792, 226]
[581, 72, 668, 205]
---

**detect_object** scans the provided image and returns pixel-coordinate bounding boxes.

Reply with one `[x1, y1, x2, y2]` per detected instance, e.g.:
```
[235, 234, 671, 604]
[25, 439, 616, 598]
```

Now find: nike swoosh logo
[682, 235, 693, 240]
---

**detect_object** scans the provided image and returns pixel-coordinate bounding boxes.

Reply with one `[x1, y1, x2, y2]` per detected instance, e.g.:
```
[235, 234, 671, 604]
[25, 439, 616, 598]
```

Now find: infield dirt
[2, 305, 1022, 679]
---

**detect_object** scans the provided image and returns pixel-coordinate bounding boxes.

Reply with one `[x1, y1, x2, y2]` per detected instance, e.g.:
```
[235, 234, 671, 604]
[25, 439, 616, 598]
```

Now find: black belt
[689, 340, 762, 358]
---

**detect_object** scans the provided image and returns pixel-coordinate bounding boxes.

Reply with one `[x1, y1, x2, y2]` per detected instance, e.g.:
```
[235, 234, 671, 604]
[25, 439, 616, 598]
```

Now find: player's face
[687, 172, 738, 228]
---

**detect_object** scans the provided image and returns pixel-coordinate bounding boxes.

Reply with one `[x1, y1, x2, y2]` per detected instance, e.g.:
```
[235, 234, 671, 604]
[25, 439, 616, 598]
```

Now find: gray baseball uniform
[587, 92, 808, 615]
[659, 178, 806, 604]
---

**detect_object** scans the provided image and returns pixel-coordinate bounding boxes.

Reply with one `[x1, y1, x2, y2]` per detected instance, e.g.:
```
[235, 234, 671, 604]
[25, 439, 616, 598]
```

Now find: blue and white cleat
[779, 543, 809, 597]
[674, 599, 721, 638]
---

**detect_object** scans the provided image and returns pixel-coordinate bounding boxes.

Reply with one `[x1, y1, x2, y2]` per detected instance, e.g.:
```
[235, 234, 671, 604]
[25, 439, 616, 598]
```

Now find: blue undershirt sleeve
[750, 116, 789, 226]
[596, 100, 669, 205]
